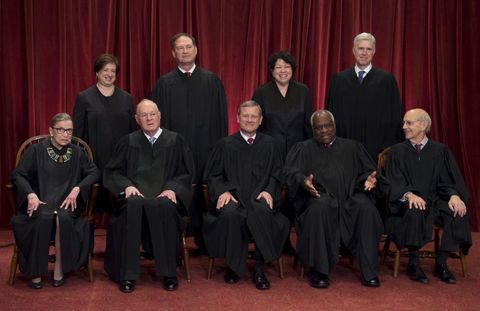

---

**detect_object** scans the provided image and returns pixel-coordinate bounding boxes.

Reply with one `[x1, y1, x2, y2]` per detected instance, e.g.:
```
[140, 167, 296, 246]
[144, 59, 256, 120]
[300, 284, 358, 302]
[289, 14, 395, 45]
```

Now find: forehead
[275, 59, 289, 66]
[102, 63, 117, 70]
[404, 111, 420, 121]
[313, 114, 333, 125]
[174, 36, 193, 46]
[137, 103, 157, 114]
[355, 39, 374, 49]
[239, 105, 261, 116]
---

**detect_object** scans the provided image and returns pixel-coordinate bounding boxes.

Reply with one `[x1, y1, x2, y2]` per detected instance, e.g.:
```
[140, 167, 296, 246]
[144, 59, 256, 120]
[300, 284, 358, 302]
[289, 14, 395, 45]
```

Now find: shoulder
[77, 85, 97, 98]
[113, 87, 133, 99]
[194, 67, 219, 78]
[334, 68, 355, 78]
[290, 80, 310, 91]
[371, 67, 396, 80]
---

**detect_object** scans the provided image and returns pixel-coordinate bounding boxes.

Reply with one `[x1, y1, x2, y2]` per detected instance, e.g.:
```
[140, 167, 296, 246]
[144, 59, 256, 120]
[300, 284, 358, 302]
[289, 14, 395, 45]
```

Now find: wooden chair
[202, 184, 285, 280]
[378, 147, 468, 277]
[7, 135, 99, 286]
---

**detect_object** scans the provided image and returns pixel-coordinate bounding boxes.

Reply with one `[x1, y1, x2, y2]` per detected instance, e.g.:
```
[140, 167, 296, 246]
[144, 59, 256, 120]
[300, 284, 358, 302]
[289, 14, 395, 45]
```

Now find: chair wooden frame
[377, 147, 468, 278]
[202, 184, 285, 280]
[7, 135, 99, 286]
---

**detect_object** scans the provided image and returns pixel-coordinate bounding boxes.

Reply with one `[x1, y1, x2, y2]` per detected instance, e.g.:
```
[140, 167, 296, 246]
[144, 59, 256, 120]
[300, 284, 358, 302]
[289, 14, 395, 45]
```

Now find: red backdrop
[1, 0, 479, 229]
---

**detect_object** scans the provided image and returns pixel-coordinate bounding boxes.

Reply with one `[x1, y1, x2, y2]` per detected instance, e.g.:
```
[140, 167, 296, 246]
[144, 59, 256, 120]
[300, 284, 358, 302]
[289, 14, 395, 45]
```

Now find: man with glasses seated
[103, 99, 194, 293]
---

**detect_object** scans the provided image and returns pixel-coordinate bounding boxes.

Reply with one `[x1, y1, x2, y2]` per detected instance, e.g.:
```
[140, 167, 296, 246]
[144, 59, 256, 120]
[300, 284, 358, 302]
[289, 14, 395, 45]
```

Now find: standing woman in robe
[73, 53, 135, 214]
[11, 113, 100, 289]
[252, 51, 313, 254]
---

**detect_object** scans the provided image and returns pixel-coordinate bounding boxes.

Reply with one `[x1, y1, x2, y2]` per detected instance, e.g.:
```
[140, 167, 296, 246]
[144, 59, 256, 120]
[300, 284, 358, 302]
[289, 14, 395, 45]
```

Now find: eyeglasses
[53, 127, 73, 135]
[138, 112, 159, 119]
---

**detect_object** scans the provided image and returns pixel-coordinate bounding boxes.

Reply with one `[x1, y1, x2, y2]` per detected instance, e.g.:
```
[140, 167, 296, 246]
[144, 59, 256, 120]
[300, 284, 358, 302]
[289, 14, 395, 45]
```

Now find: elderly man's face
[237, 106, 262, 135]
[312, 113, 336, 144]
[352, 39, 375, 69]
[136, 102, 161, 136]
[171, 36, 197, 66]
[402, 111, 427, 142]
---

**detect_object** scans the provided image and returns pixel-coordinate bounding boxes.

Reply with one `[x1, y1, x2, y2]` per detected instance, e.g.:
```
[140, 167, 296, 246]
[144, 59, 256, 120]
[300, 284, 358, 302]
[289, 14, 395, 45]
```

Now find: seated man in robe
[385, 108, 471, 284]
[285, 109, 386, 288]
[103, 99, 194, 293]
[203, 100, 289, 290]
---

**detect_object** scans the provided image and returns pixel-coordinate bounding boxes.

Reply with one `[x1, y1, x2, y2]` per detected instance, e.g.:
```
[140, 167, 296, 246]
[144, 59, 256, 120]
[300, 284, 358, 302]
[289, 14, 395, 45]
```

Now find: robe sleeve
[284, 142, 310, 213]
[103, 136, 136, 196]
[303, 87, 313, 139]
[11, 145, 38, 207]
[436, 148, 469, 203]
[76, 148, 101, 203]
[72, 91, 88, 140]
[216, 78, 228, 137]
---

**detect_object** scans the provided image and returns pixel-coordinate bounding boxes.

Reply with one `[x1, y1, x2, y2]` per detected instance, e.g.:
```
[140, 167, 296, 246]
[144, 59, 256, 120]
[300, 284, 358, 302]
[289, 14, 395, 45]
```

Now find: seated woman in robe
[11, 113, 100, 289]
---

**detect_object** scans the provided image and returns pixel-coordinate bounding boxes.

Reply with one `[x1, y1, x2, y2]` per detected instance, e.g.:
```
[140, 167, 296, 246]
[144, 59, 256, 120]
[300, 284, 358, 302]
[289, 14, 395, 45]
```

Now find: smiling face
[96, 62, 117, 87]
[271, 58, 293, 87]
[135, 100, 161, 136]
[237, 105, 263, 136]
[171, 35, 197, 68]
[49, 120, 73, 148]
[312, 113, 336, 144]
[402, 109, 428, 143]
[352, 39, 375, 69]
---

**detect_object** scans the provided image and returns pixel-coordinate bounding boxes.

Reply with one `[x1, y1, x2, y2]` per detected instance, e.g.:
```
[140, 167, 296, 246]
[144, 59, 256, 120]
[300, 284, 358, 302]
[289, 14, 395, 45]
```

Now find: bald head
[403, 108, 431, 142]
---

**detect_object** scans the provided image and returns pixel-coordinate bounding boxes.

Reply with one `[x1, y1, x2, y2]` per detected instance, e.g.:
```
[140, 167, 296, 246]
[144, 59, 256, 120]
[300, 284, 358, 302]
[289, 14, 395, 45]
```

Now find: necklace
[47, 147, 73, 163]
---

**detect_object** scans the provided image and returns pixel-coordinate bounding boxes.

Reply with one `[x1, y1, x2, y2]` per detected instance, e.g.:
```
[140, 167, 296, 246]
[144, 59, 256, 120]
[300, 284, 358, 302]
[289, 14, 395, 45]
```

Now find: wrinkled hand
[159, 189, 177, 204]
[257, 191, 273, 209]
[448, 195, 467, 217]
[406, 192, 426, 210]
[60, 186, 80, 211]
[27, 193, 46, 217]
[304, 174, 320, 198]
[216, 191, 238, 210]
[364, 171, 377, 191]
[125, 186, 144, 198]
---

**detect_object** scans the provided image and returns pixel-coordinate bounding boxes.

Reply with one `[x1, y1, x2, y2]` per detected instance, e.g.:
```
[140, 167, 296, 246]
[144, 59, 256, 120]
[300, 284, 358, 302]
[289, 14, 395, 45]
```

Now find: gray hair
[310, 109, 335, 126]
[353, 32, 376, 48]
[417, 111, 432, 133]
[237, 100, 262, 117]
[50, 113, 72, 128]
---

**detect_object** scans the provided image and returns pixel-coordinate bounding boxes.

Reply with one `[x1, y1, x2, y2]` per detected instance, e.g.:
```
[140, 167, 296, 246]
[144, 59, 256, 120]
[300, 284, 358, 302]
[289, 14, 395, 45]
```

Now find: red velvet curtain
[1, 0, 479, 229]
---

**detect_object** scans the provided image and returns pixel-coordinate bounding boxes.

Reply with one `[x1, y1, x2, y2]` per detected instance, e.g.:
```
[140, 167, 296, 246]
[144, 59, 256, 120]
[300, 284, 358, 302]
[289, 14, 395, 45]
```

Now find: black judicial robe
[73, 85, 136, 213]
[252, 80, 313, 158]
[386, 140, 472, 251]
[203, 132, 289, 277]
[285, 137, 386, 279]
[103, 129, 194, 281]
[11, 140, 100, 277]
[326, 67, 403, 161]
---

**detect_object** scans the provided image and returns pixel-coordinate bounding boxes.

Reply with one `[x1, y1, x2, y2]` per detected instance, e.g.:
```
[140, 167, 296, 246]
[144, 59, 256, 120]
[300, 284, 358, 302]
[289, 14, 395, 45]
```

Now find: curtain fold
[1, 0, 479, 229]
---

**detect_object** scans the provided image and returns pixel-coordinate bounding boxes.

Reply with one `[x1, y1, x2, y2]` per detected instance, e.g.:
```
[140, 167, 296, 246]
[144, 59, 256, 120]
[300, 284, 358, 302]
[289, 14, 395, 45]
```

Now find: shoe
[252, 272, 270, 290]
[29, 281, 43, 290]
[308, 270, 329, 289]
[119, 280, 135, 293]
[362, 276, 380, 287]
[434, 265, 456, 284]
[163, 277, 178, 291]
[52, 278, 65, 287]
[223, 268, 240, 284]
[406, 264, 429, 284]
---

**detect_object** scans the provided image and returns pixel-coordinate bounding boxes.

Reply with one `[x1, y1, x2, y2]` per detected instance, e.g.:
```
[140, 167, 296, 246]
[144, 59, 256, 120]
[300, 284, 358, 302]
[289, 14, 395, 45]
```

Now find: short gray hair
[353, 32, 376, 48]
[50, 113, 72, 128]
[237, 100, 262, 117]
[310, 109, 335, 126]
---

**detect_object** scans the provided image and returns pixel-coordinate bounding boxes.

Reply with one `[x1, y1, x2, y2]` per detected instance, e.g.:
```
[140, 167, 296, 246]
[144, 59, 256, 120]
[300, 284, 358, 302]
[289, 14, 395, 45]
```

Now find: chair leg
[8, 245, 18, 286]
[277, 256, 284, 279]
[382, 238, 391, 264]
[393, 249, 401, 278]
[88, 253, 94, 282]
[182, 234, 191, 282]
[300, 264, 305, 279]
[460, 252, 468, 277]
[207, 257, 215, 280]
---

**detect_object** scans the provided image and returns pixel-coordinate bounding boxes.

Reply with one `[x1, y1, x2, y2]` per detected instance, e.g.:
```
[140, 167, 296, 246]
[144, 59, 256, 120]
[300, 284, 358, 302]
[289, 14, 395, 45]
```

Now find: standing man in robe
[203, 100, 289, 290]
[103, 99, 194, 293]
[151, 33, 228, 250]
[326, 32, 403, 162]
[285, 110, 387, 288]
[385, 108, 471, 284]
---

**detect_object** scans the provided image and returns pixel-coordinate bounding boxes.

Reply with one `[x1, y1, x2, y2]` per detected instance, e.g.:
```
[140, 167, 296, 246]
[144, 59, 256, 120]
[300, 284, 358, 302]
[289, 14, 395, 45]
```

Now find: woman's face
[96, 63, 117, 87]
[271, 58, 293, 86]
[49, 120, 73, 148]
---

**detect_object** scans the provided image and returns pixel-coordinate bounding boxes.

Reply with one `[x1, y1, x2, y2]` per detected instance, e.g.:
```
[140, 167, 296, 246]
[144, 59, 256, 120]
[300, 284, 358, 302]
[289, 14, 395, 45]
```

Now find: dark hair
[170, 33, 197, 50]
[267, 51, 297, 73]
[93, 53, 119, 74]
[50, 113, 72, 128]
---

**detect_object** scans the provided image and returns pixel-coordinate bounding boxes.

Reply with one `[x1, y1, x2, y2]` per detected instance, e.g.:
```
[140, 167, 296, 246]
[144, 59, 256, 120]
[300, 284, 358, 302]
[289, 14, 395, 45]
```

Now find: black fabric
[11, 139, 100, 277]
[202, 132, 289, 277]
[285, 137, 386, 280]
[103, 129, 195, 281]
[386, 140, 472, 253]
[325, 67, 403, 161]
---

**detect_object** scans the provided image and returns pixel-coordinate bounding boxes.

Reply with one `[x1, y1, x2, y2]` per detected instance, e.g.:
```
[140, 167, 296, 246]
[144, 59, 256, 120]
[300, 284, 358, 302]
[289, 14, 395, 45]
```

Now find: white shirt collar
[410, 136, 429, 149]
[355, 63, 372, 75]
[178, 64, 196, 74]
[143, 128, 162, 141]
[240, 131, 256, 143]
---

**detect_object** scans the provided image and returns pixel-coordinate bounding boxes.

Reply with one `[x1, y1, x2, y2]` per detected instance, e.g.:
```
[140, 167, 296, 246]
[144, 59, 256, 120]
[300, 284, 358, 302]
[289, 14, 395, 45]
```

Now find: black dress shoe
[119, 280, 135, 293]
[29, 281, 43, 290]
[308, 271, 329, 289]
[52, 278, 65, 287]
[224, 268, 240, 284]
[252, 272, 270, 290]
[434, 265, 456, 284]
[163, 277, 178, 291]
[362, 276, 380, 287]
[406, 264, 429, 284]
